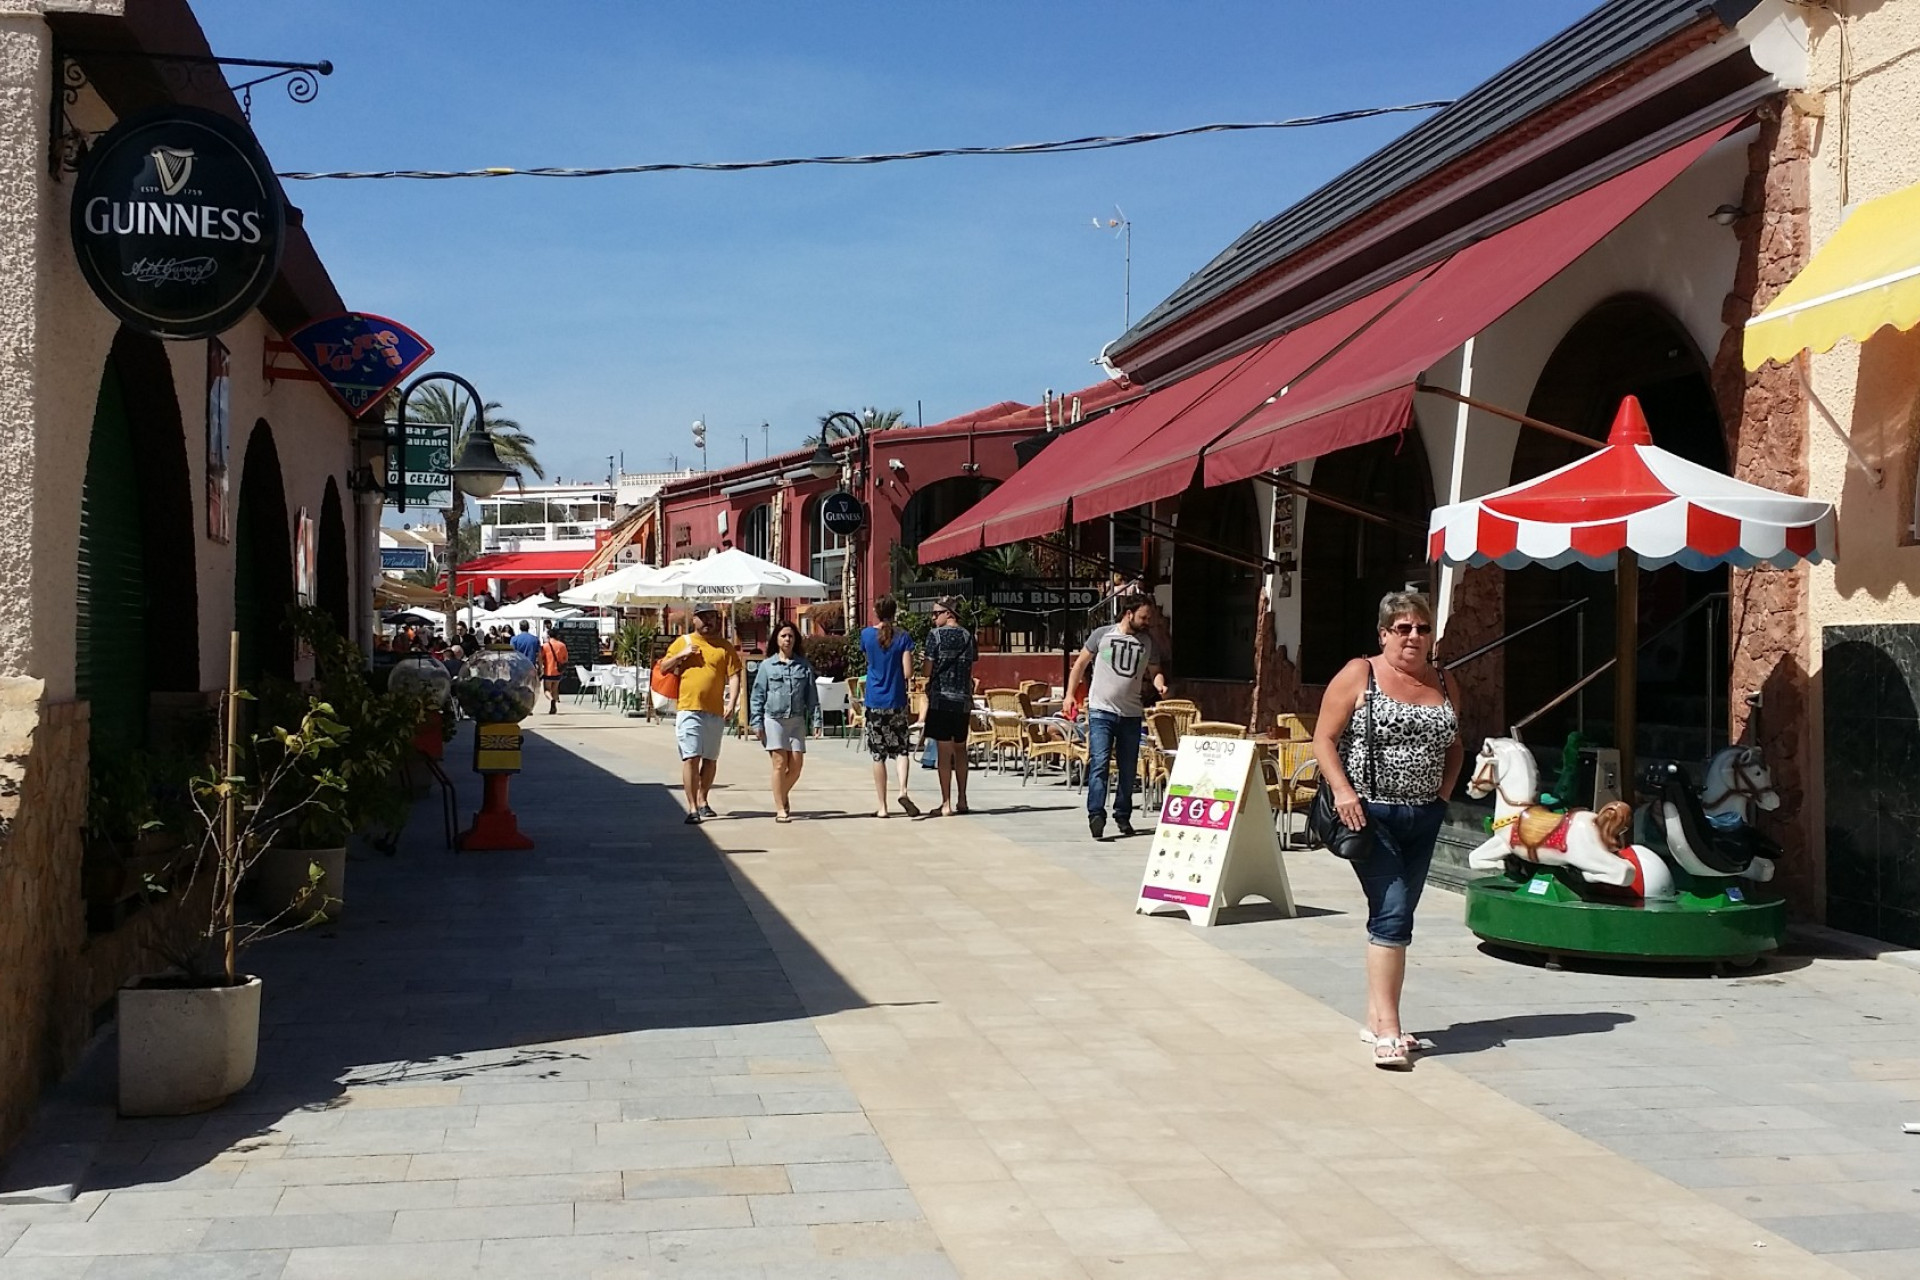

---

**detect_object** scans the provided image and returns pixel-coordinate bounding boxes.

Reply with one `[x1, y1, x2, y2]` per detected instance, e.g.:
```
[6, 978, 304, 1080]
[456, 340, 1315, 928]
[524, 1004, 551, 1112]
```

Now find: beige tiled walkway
[552, 715, 1858, 1280]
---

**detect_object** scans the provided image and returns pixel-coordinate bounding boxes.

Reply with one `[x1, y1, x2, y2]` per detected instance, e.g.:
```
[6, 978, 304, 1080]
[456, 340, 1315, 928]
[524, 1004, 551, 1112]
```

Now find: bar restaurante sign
[70, 106, 285, 341]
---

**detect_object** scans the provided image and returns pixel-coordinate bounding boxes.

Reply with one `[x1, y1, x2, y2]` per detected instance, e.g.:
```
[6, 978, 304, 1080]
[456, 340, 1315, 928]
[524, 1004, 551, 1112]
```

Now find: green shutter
[77, 365, 150, 753]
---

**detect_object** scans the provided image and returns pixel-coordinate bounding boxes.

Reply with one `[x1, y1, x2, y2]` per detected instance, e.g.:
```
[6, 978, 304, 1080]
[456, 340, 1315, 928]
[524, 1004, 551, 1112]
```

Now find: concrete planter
[117, 976, 261, 1116]
[254, 846, 346, 922]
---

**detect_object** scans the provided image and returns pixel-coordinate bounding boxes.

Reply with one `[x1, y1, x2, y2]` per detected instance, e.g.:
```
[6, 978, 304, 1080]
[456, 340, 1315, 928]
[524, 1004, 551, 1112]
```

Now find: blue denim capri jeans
[1351, 799, 1449, 947]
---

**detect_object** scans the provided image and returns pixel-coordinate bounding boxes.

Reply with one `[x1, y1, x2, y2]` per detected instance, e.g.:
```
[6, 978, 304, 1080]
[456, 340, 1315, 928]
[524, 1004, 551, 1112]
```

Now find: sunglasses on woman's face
[1387, 622, 1434, 637]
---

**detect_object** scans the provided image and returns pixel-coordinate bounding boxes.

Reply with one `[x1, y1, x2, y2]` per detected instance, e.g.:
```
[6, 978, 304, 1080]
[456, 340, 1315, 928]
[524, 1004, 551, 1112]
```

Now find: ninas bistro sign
[70, 106, 285, 341]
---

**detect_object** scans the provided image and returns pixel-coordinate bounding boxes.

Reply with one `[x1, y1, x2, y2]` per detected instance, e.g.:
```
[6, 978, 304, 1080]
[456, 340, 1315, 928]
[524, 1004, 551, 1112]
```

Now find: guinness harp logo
[150, 146, 195, 195]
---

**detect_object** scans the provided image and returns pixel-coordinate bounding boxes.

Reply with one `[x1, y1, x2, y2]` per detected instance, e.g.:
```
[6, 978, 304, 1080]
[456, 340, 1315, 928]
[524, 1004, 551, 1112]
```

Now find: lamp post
[809, 410, 871, 629]
[391, 370, 519, 638]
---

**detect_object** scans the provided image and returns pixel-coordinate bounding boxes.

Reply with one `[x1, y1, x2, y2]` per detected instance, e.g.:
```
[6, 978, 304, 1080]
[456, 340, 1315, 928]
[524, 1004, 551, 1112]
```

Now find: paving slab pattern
[0, 719, 952, 1279]
[6, 705, 1919, 1278]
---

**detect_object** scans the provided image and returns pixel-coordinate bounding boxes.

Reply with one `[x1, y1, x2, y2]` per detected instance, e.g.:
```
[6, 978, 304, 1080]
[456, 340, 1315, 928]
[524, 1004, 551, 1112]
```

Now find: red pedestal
[458, 774, 534, 851]
[413, 710, 445, 760]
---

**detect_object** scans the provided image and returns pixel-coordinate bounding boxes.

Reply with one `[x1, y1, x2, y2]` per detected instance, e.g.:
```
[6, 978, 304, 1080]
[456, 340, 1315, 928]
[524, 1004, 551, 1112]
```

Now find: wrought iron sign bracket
[49, 46, 331, 175]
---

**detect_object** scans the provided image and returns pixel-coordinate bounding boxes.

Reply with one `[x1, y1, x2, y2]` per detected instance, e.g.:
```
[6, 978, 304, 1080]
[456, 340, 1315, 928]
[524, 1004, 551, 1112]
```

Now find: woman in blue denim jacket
[749, 620, 821, 822]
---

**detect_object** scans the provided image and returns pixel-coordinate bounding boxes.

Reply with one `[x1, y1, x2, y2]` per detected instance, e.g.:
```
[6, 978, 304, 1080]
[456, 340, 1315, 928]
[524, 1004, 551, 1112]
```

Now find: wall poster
[205, 337, 230, 543]
[295, 506, 316, 606]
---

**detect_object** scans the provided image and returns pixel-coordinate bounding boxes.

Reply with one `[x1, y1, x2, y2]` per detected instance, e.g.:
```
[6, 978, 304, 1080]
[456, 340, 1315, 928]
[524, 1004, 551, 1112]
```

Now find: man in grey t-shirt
[1065, 595, 1168, 839]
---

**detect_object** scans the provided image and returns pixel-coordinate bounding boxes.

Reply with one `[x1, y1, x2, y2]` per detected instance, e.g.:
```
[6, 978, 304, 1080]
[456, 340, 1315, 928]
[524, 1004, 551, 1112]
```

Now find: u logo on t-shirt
[1105, 635, 1144, 678]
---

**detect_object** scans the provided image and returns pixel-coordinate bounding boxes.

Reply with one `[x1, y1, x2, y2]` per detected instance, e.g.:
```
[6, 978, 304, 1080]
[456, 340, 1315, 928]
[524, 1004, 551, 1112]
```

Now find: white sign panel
[1136, 735, 1295, 926]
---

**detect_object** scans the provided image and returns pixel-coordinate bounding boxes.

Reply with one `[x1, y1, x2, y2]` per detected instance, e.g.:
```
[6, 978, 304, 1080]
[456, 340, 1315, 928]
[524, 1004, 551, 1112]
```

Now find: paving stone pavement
[6, 705, 1918, 1278]
[0, 717, 955, 1280]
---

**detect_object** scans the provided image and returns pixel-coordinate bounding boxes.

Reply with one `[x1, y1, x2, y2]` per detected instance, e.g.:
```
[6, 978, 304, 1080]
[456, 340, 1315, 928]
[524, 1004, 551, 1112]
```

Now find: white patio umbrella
[558, 561, 676, 608]
[659, 548, 829, 604]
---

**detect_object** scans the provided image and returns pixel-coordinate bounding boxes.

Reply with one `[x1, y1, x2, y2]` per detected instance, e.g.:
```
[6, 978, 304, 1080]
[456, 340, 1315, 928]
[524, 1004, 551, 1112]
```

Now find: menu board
[1136, 735, 1295, 926]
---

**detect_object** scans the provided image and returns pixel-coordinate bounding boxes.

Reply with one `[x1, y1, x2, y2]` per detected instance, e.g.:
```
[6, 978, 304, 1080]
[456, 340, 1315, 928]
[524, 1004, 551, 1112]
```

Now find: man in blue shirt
[860, 596, 918, 818]
[510, 619, 541, 664]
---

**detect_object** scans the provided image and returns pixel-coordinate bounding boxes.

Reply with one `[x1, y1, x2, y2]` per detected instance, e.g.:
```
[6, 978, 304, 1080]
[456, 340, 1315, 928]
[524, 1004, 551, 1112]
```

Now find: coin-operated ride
[450, 644, 539, 850]
[1426, 395, 1836, 967]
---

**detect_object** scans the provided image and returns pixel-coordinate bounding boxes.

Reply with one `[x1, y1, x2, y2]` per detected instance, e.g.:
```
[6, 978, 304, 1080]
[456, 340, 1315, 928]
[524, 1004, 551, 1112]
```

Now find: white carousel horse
[1655, 745, 1778, 883]
[1465, 738, 1645, 890]
[1702, 745, 1780, 825]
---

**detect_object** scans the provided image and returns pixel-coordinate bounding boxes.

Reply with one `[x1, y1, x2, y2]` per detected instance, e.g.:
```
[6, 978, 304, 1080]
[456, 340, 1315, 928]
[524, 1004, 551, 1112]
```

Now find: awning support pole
[1253, 473, 1426, 535]
[1435, 338, 1474, 639]
[1115, 511, 1276, 573]
[1615, 548, 1638, 795]
[1414, 382, 1599, 451]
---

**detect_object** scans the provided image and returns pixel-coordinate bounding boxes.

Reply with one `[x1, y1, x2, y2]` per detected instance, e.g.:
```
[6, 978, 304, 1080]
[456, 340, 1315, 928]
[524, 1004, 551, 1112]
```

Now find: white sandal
[1372, 1035, 1410, 1070]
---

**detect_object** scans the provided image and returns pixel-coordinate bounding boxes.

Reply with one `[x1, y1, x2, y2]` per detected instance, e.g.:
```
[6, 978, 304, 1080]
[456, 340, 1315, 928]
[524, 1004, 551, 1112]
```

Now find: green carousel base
[1464, 869, 1785, 965]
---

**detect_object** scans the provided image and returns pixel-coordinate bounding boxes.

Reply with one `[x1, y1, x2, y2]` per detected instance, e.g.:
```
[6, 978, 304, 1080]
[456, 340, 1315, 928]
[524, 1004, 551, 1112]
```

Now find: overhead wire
[275, 101, 1453, 181]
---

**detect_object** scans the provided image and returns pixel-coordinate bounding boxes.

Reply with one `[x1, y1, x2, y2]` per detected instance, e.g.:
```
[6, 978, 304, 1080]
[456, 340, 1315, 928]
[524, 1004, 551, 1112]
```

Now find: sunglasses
[1387, 622, 1434, 637]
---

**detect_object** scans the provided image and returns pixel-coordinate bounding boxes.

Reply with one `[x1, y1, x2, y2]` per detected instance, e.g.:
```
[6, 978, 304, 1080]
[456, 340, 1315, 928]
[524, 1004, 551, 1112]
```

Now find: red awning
[448, 549, 592, 591]
[915, 398, 1156, 561]
[1073, 270, 1435, 523]
[1202, 119, 1740, 487]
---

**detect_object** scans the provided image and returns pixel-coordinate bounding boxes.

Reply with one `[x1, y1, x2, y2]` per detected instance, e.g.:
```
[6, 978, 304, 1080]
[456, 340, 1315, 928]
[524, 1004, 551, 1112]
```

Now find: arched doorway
[1174, 478, 1262, 682]
[318, 478, 349, 635]
[897, 476, 996, 588]
[1298, 430, 1436, 684]
[234, 422, 294, 684]
[76, 329, 200, 753]
[1509, 295, 1729, 759]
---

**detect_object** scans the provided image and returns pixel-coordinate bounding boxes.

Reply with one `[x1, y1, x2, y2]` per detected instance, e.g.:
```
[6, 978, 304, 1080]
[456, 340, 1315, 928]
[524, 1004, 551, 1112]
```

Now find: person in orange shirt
[538, 621, 570, 716]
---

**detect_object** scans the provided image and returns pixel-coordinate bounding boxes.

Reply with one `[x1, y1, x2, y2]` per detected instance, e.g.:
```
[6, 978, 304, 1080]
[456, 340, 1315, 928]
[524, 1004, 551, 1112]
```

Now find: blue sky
[194, 0, 1597, 483]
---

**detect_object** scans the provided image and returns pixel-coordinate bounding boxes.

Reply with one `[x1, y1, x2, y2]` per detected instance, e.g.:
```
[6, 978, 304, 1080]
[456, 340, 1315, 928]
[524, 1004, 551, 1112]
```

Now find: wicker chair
[1141, 710, 1181, 808]
[845, 677, 867, 746]
[1155, 699, 1201, 740]
[1187, 720, 1248, 739]
[1018, 694, 1083, 786]
[967, 707, 996, 763]
[983, 689, 1026, 772]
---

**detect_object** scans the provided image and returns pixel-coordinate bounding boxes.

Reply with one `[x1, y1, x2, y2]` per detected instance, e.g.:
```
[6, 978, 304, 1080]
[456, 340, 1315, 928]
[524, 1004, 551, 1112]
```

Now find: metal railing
[1509, 592, 1729, 746]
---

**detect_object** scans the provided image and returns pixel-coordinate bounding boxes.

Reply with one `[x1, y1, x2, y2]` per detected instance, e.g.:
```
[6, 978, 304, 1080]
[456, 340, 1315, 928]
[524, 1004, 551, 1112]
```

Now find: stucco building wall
[1795, 1, 1920, 927]
[0, 3, 369, 1153]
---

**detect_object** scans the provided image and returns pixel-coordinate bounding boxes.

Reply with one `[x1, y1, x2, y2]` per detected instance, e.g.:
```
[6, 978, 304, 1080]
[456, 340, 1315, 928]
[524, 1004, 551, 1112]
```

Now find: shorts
[865, 707, 913, 760]
[762, 715, 808, 753]
[675, 711, 725, 762]
[923, 703, 971, 744]
[1351, 798, 1448, 947]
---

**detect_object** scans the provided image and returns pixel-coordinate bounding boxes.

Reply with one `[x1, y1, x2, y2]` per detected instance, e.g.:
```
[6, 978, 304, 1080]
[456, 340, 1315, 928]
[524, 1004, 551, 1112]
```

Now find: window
[738, 503, 771, 560]
[807, 496, 846, 596]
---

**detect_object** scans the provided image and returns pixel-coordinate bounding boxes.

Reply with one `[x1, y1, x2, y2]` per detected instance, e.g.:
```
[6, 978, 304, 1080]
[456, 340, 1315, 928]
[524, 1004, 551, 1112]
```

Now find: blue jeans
[1086, 711, 1141, 822]
[1351, 799, 1448, 947]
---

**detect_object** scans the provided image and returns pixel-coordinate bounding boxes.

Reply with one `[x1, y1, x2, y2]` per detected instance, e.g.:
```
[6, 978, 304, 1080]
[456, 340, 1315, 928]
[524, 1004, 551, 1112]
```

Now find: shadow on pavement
[1422, 1010, 1635, 1056]
[4, 726, 870, 1195]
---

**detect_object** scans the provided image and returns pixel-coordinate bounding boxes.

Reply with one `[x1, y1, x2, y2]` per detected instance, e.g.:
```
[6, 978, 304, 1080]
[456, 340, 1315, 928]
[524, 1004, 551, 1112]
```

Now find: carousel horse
[1635, 749, 1780, 882]
[1466, 738, 1649, 890]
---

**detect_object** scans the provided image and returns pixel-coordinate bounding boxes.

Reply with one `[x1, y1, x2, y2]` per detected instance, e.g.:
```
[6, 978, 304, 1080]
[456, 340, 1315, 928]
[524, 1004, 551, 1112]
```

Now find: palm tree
[398, 384, 545, 593]
[805, 406, 908, 447]
[405, 383, 546, 482]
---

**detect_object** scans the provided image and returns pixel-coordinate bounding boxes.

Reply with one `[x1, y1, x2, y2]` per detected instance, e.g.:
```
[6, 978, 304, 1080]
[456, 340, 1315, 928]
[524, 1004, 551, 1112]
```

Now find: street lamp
[392, 370, 520, 634]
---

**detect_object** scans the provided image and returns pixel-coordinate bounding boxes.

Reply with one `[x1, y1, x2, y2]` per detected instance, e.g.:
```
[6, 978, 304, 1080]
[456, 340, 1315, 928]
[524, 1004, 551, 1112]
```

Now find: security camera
[887, 458, 906, 473]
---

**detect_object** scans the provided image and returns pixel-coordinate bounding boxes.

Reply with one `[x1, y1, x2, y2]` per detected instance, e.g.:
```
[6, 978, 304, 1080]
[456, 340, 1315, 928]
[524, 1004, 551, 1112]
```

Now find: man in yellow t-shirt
[657, 607, 743, 823]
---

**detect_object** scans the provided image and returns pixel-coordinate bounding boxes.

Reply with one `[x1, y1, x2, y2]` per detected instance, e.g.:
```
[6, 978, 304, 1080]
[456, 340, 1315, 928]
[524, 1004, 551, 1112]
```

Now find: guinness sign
[820, 490, 865, 537]
[71, 106, 285, 340]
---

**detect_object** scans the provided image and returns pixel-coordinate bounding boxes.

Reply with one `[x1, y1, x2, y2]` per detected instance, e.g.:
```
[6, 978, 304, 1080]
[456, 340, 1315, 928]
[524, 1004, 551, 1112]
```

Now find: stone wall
[0, 691, 86, 1152]
[1439, 565, 1506, 757]
[1708, 99, 1817, 915]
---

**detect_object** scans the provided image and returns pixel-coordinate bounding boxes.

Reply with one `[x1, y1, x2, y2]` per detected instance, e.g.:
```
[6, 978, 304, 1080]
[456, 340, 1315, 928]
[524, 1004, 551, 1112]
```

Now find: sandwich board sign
[1135, 735, 1295, 926]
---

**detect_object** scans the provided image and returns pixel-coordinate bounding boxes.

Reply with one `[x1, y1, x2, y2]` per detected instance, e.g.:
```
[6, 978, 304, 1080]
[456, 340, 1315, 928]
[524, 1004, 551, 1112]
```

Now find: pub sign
[70, 106, 285, 340]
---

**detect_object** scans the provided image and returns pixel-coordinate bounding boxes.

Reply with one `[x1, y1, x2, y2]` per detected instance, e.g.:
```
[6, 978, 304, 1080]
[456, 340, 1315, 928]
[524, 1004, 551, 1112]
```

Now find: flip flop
[775, 813, 792, 824]
[898, 796, 920, 817]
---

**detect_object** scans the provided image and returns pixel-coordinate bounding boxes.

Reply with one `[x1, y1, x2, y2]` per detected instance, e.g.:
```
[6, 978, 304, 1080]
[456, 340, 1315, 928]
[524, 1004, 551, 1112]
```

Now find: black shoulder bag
[1308, 662, 1376, 862]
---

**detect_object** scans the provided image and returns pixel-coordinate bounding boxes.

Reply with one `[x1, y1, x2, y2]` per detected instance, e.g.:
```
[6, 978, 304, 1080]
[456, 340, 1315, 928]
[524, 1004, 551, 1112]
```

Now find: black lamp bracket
[50, 46, 331, 174]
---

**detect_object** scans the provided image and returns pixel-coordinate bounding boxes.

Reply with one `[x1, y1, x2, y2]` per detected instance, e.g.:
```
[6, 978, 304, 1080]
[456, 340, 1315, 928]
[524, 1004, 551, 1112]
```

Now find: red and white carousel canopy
[1428, 397, 1836, 571]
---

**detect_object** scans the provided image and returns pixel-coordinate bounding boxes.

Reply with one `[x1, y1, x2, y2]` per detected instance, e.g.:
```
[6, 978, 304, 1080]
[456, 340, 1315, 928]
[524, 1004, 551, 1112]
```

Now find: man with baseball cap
[656, 606, 743, 823]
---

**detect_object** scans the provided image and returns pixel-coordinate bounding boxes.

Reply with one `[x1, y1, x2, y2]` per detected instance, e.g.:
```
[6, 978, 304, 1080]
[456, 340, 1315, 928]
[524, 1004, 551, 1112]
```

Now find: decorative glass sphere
[451, 644, 539, 723]
[388, 653, 451, 705]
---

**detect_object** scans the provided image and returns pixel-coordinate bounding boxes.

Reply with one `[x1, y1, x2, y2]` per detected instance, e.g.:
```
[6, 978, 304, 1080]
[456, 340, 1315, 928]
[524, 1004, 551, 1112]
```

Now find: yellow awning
[1744, 179, 1920, 369]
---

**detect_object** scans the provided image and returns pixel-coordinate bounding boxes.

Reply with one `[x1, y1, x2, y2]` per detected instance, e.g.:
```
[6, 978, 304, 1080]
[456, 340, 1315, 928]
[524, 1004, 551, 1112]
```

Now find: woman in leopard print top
[1312, 591, 1463, 1070]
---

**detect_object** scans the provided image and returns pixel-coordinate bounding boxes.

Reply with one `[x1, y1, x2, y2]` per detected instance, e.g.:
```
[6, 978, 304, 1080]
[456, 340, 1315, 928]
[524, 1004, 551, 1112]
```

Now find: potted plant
[252, 609, 428, 915]
[118, 690, 348, 1117]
